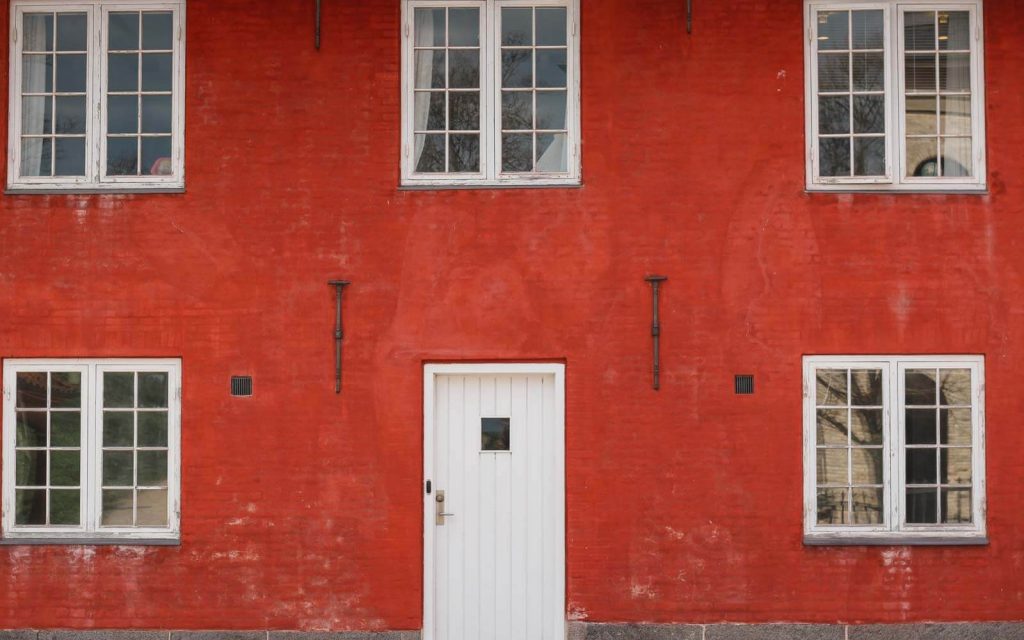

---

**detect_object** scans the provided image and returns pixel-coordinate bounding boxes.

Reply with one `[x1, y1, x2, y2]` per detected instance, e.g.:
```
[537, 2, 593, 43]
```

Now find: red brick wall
[1, 0, 1023, 630]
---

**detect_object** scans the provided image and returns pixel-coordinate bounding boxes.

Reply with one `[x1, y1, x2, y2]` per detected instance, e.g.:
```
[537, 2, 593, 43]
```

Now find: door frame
[422, 362, 566, 640]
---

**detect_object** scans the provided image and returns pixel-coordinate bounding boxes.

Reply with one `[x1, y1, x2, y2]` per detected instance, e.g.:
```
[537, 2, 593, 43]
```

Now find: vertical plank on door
[447, 377, 466, 640]
[462, 376, 481, 640]
[542, 374, 563, 640]
[494, 377, 512, 640]
[525, 375, 544, 640]
[509, 375, 528, 640]
[479, 376, 497, 640]
[434, 376, 450, 640]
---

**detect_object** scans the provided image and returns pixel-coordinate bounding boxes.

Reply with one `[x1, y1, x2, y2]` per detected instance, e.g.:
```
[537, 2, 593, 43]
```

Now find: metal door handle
[435, 490, 454, 525]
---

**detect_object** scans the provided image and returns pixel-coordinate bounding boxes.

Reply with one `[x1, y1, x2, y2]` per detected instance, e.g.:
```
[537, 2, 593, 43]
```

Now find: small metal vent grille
[735, 375, 754, 395]
[231, 376, 253, 397]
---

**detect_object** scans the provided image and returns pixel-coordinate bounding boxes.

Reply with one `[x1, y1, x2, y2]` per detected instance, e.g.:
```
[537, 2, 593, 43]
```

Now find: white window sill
[806, 183, 988, 195]
[804, 532, 988, 546]
[400, 177, 581, 191]
[5, 186, 186, 196]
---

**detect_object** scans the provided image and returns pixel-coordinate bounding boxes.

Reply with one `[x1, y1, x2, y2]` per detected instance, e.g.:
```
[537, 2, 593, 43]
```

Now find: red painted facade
[1, 0, 1024, 631]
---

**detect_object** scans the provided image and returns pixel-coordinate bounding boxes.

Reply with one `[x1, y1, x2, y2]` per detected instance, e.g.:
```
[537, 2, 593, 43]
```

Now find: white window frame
[2, 358, 181, 543]
[400, 0, 581, 188]
[803, 355, 986, 545]
[804, 0, 986, 192]
[7, 0, 186, 193]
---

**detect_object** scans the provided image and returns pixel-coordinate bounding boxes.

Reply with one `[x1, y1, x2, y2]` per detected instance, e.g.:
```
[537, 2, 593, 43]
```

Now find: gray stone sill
[5, 188, 186, 196]
[804, 533, 988, 546]
[0, 537, 180, 546]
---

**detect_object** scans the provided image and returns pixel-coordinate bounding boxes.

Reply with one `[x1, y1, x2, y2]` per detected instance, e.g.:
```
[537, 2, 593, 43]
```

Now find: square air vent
[735, 375, 754, 395]
[231, 376, 253, 397]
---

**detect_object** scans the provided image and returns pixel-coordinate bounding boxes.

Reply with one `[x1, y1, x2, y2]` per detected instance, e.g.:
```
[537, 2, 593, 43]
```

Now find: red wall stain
[1, 0, 1023, 630]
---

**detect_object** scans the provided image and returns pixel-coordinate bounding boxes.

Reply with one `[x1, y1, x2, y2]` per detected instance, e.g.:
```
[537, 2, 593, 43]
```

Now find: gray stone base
[6, 627, 1024, 640]
[570, 623, 1024, 640]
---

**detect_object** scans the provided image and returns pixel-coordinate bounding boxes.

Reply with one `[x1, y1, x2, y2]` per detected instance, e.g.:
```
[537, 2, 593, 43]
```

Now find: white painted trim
[2, 358, 181, 542]
[422, 362, 565, 640]
[802, 355, 986, 545]
[6, 0, 185, 192]
[803, 0, 986, 192]
[400, 0, 580, 188]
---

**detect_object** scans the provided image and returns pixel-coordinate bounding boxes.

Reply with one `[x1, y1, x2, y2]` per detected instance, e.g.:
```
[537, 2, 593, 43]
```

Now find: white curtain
[21, 14, 50, 176]
[413, 9, 439, 170]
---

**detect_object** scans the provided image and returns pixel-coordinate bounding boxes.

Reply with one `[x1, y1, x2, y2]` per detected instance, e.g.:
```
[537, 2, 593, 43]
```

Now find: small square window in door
[481, 417, 511, 451]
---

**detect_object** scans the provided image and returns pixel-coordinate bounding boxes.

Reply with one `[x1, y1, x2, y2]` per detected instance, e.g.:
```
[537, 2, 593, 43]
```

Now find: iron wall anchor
[328, 279, 350, 393]
[645, 275, 668, 390]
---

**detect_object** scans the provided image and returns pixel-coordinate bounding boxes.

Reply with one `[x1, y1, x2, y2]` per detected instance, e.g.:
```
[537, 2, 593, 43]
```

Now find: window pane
[502, 133, 532, 172]
[20, 99, 51, 138]
[941, 408, 972, 445]
[851, 409, 883, 445]
[15, 489, 46, 525]
[22, 55, 53, 92]
[905, 54, 936, 92]
[16, 372, 47, 408]
[104, 411, 134, 446]
[850, 370, 882, 405]
[138, 412, 168, 447]
[414, 134, 445, 173]
[20, 138, 52, 177]
[537, 91, 567, 130]
[906, 408, 937, 445]
[817, 488, 848, 524]
[50, 411, 81, 447]
[141, 53, 173, 91]
[141, 95, 172, 133]
[448, 92, 479, 130]
[448, 50, 480, 90]
[536, 50, 567, 88]
[852, 10, 883, 50]
[852, 448, 883, 484]
[56, 13, 87, 52]
[103, 450, 135, 486]
[906, 95, 937, 135]
[536, 8, 567, 46]
[536, 133, 567, 172]
[905, 370, 937, 404]
[941, 137, 972, 177]
[108, 95, 139, 134]
[938, 12, 970, 51]
[414, 8, 445, 46]
[941, 448, 972, 485]
[23, 14, 54, 52]
[818, 53, 849, 92]
[907, 137, 938, 177]
[49, 450, 80, 487]
[414, 92, 446, 130]
[104, 372, 135, 407]
[101, 490, 134, 525]
[142, 136, 173, 176]
[107, 137, 138, 175]
[448, 8, 479, 47]
[136, 489, 168, 526]
[138, 451, 168, 486]
[816, 370, 847, 405]
[55, 54, 86, 92]
[16, 411, 47, 447]
[108, 53, 139, 92]
[906, 487, 938, 523]
[142, 12, 173, 50]
[939, 369, 971, 405]
[502, 7, 533, 46]
[817, 448, 848, 485]
[817, 11, 849, 51]
[819, 138, 850, 177]
[109, 12, 140, 50]
[502, 91, 532, 130]
[851, 488, 883, 524]
[905, 12, 936, 51]
[49, 489, 80, 525]
[448, 134, 479, 173]
[941, 488, 971, 523]
[817, 409, 848, 446]
[819, 96, 850, 134]
[482, 418, 511, 451]
[414, 51, 446, 89]
[54, 137, 86, 176]
[854, 137, 885, 176]
[54, 96, 86, 134]
[852, 52, 883, 92]
[906, 448, 937, 484]
[939, 53, 970, 91]
[502, 50, 533, 88]
[940, 96, 971, 136]
[16, 450, 46, 486]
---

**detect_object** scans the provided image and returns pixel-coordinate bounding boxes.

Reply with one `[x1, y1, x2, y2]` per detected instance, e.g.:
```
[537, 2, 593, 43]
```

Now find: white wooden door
[424, 364, 565, 640]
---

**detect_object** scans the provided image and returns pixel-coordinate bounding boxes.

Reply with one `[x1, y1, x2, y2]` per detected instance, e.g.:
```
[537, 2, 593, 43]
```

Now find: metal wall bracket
[328, 279, 350, 393]
[645, 275, 668, 390]
[315, 0, 322, 49]
[686, 0, 693, 34]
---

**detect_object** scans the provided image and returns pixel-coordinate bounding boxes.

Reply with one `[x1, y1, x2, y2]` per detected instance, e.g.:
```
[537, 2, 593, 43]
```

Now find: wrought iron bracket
[687, 0, 693, 34]
[328, 279, 350, 393]
[645, 275, 668, 390]
[315, 0, 322, 49]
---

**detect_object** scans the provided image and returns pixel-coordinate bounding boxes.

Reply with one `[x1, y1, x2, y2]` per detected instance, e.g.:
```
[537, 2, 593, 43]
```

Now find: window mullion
[486, 1, 498, 181]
